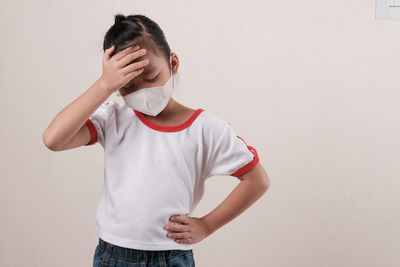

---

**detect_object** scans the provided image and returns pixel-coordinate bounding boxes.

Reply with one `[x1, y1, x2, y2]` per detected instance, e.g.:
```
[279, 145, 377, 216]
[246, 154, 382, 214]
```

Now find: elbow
[263, 177, 271, 192]
[42, 129, 59, 151]
[260, 173, 271, 193]
[260, 164, 271, 192]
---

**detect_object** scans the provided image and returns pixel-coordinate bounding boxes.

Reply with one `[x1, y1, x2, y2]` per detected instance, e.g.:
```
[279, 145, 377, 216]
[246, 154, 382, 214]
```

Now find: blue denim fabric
[93, 238, 195, 267]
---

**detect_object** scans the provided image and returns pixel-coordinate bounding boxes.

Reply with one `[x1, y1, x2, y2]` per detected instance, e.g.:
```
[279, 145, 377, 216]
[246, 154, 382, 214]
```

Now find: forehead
[130, 49, 166, 74]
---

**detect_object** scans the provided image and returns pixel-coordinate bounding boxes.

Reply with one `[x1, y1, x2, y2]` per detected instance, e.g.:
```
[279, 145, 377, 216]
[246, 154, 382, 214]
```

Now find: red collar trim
[133, 108, 205, 132]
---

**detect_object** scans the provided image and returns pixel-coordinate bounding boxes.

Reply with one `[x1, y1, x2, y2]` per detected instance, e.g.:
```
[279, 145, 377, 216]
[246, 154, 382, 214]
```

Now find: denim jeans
[93, 238, 195, 267]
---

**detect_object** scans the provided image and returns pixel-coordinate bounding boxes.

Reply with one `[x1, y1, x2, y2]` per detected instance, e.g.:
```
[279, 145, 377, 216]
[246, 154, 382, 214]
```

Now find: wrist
[200, 215, 217, 236]
[96, 77, 114, 95]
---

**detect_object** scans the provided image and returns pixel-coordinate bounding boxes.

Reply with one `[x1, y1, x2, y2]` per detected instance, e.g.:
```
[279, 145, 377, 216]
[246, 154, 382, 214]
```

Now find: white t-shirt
[84, 100, 260, 250]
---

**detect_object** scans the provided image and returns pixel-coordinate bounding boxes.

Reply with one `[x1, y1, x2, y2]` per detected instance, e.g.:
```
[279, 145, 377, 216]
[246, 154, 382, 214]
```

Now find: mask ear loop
[170, 53, 174, 89]
[170, 52, 180, 98]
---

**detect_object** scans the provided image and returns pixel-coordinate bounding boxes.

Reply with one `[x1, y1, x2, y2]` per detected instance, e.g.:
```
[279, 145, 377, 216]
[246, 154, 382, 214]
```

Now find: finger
[170, 215, 189, 224]
[167, 231, 190, 239]
[112, 45, 140, 62]
[118, 48, 147, 69]
[122, 58, 149, 76]
[103, 45, 115, 62]
[164, 224, 189, 232]
[124, 67, 144, 81]
[175, 238, 191, 244]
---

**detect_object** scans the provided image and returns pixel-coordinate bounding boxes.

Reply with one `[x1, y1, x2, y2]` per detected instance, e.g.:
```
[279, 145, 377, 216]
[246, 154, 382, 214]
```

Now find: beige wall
[1, 0, 399, 266]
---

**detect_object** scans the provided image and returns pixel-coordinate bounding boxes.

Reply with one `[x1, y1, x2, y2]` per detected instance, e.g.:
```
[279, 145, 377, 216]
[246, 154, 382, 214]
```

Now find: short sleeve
[84, 101, 116, 147]
[204, 122, 260, 179]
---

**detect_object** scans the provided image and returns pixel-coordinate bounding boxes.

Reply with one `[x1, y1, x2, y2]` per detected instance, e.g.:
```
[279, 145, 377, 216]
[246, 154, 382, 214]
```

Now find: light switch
[389, 0, 400, 7]
[376, 0, 400, 19]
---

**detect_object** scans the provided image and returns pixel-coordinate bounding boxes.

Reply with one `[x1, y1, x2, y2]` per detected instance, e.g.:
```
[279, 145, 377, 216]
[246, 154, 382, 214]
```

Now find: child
[43, 13, 270, 267]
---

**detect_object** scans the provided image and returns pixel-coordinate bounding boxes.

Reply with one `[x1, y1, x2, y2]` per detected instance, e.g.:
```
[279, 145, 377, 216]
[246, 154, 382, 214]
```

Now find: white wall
[0, 0, 399, 266]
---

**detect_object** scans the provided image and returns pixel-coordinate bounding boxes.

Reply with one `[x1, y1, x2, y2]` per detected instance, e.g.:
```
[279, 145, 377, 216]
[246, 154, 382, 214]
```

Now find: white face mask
[119, 53, 175, 116]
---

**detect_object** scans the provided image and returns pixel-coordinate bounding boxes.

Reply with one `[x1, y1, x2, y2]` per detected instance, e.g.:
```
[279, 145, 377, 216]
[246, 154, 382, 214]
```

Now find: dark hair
[103, 13, 172, 69]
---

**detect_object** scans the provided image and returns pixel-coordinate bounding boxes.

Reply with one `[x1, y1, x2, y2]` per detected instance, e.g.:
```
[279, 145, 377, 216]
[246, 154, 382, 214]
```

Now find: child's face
[118, 48, 177, 97]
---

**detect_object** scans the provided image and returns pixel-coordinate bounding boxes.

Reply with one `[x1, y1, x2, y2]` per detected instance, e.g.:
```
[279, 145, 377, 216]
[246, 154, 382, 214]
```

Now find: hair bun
[115, 14, 126, 23]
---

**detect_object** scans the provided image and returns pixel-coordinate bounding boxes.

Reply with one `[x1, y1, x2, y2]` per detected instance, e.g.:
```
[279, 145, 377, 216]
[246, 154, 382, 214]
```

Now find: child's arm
[42, 45, 149, 151]
[201, 162, 270, 235]
[164, 162, 270, 244]
[42, 79, 112, 151]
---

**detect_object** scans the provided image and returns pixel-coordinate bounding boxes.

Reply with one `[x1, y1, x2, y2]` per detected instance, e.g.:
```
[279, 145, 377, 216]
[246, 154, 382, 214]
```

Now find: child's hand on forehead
[99, 45, 150, 94]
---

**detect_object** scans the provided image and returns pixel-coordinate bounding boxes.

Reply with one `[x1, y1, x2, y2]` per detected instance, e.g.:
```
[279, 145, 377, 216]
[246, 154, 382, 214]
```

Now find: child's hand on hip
[164, 215, 212, 244]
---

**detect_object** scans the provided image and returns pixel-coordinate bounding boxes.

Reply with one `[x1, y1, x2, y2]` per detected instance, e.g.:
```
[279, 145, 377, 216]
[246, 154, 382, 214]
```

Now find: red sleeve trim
[230, 136, 260, 178]
[84, 118, 98, 145]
